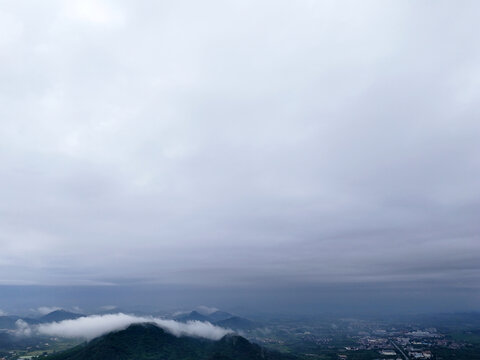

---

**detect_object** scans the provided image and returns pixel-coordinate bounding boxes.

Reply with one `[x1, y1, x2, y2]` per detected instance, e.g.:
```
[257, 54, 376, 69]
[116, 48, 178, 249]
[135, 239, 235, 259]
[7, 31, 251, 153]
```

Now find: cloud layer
[0, 0, 479, 309]
[22, 313, 232, 341]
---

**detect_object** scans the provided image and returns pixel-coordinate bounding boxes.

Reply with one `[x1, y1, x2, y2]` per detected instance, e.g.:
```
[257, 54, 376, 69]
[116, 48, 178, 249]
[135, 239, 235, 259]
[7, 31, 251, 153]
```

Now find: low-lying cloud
[22, 313, 232, 341]
[15, 319, 32, 336]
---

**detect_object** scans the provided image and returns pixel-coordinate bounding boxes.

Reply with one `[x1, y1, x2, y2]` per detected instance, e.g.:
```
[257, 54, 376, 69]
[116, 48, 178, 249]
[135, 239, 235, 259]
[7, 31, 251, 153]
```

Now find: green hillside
[45, 323, 295, 360]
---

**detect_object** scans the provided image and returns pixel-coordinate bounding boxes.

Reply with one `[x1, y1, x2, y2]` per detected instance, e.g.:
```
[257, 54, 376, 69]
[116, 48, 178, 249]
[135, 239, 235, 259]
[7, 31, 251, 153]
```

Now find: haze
[0, 0, 479, 314]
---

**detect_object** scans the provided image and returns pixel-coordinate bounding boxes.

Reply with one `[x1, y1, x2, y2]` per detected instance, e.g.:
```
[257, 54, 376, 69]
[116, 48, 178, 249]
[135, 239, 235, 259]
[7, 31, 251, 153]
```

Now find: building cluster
[339, 324, 466, 359]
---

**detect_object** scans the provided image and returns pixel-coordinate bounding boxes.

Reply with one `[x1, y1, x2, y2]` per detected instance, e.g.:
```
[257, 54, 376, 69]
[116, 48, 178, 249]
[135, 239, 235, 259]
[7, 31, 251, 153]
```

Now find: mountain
[0, 315, 39, 329]
[40, 310, 83, 323]
[174, 310, 258, 331]
[211, 334, 276, 359]
[214, 316, 259, 330]
[176, 311, 211, 323]
[45, 323, 294, 360]
[207, 311, 234, 322]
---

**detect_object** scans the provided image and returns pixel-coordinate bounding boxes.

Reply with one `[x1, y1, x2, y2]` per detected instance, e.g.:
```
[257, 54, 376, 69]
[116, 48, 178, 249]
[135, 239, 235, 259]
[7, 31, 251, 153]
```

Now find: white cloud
[172, 310, 188, 317]
[33, 313, 232, 340]
[0, 11, 23, 47]
[15, 319, 32, 336]
[63, 0, 124, 25]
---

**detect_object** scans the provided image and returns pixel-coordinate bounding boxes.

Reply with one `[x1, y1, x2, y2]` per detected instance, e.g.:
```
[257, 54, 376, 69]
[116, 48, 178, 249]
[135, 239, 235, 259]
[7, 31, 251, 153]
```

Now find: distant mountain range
[0, 315, 39, 329]
[39, 310, 83, 323]
[175, 311, 260, 330]
[45, 323, 293, 360]
[1, 308, 257, 332]
[0, 310, 83, 330]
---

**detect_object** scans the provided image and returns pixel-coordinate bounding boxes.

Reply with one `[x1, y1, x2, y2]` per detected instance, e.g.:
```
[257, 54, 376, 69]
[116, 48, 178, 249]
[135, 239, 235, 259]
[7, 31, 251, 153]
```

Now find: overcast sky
[0, 1, 479, 312]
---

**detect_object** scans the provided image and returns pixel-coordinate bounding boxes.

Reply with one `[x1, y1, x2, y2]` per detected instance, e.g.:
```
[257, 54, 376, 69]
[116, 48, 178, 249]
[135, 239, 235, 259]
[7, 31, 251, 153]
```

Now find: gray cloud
[0, 0, 479, 310]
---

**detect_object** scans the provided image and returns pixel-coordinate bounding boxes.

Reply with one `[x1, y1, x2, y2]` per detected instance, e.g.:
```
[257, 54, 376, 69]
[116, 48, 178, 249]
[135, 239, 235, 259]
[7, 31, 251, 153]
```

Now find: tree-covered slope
[45, 323, 294, 360]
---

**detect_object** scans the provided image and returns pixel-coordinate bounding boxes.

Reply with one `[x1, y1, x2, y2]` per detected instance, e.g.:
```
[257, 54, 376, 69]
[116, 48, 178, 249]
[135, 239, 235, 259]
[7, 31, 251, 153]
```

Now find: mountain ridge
[40, 310, 83, 323]
[175, 310, 260, 330]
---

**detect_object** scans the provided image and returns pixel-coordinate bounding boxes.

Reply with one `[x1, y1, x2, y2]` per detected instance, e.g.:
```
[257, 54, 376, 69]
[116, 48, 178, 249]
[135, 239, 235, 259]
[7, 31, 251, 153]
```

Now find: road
[390, 339, 409, 360]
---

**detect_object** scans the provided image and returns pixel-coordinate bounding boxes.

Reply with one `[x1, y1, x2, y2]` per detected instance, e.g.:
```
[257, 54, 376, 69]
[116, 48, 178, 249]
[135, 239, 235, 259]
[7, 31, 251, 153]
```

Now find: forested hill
[45, 323, 295, 360]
